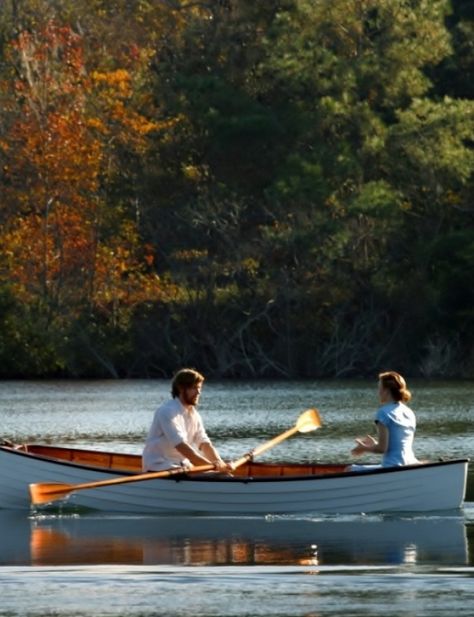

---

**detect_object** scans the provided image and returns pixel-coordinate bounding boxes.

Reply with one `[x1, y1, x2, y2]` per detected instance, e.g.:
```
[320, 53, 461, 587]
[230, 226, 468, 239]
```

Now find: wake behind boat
[0, 442, 468, 514]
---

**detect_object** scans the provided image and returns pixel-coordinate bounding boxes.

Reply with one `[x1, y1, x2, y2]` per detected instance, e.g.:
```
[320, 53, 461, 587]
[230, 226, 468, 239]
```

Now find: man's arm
[200, 442, 233, 472]
[200, 442, 224, 464]
[175, 442, 214, 467]
[175, 441, 232, 472]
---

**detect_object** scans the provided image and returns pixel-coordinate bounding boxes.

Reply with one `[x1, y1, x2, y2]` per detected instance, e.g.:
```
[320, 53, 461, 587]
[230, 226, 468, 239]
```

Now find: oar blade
[29, 482, 74, 506]
[296, 408, 322, 433]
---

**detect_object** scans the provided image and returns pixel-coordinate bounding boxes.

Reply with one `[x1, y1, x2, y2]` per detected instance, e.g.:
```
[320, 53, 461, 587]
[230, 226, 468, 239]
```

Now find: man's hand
[213, 458, 234, 475]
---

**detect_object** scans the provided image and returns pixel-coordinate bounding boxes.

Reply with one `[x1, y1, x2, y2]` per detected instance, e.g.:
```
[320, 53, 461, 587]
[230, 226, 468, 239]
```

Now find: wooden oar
[230, 407, 321, 468]
[29, 407, 322, 506]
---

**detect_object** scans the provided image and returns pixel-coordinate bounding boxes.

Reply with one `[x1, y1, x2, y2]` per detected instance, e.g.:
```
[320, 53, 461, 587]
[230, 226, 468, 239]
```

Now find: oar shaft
[231, 426, 299, 468]
[41, 462, 217, 497]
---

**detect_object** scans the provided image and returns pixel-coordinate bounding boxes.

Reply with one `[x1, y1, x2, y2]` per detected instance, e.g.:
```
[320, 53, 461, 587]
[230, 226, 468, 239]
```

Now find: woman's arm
[351, 423, 389, 457]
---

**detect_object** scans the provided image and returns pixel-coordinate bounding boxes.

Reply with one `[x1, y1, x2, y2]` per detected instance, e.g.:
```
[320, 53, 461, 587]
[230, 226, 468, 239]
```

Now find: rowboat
[0, 441, 468, 514]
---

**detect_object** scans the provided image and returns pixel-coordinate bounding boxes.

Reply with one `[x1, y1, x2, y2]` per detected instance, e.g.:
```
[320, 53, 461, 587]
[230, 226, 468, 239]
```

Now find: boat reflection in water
[0, 511, 469, 567]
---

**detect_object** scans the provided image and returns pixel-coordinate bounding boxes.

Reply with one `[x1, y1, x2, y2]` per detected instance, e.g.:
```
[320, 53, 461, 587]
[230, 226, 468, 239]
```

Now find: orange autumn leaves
[0, 22, 165, 321]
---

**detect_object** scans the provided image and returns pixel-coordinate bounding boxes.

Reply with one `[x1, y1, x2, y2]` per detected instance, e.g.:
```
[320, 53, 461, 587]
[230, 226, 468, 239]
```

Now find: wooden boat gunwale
[0, 443, 141, 476]
[145, 457, 471, 482]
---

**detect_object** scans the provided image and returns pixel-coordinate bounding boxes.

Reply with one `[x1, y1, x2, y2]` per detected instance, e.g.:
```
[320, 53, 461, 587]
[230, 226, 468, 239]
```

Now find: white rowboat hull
[0, 445, 468, 514]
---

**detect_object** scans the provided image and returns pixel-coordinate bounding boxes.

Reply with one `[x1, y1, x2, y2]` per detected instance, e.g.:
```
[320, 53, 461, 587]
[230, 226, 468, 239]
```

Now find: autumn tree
[0, 20, 165, 376]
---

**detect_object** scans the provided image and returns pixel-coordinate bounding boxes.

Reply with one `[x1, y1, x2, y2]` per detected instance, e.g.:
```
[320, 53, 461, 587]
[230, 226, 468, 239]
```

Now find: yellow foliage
[182, 164, 203, 181]
[91, 69, 132, 96]
[241, 258, 259, 274]
[86, 117, 109, 133]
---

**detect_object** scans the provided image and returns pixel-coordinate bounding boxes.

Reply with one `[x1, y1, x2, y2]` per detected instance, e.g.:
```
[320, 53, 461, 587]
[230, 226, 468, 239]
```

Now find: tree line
[0, 0, 473, 379]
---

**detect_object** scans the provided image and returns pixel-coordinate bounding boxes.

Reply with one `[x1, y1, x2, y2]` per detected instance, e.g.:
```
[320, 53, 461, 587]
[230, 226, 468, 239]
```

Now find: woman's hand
[351, 435, 377, 456]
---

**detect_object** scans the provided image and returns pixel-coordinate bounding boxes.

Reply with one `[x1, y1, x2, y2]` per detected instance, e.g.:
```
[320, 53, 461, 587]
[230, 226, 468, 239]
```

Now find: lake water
[0, 379, 473, 616]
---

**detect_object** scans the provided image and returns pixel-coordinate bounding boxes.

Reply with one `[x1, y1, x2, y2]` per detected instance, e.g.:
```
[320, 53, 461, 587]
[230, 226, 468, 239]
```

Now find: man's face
[179, 382, 202, 407]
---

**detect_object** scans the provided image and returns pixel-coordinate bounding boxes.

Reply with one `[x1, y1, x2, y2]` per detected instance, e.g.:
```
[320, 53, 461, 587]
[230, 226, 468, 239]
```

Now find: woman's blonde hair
[378, 371, 411, 403]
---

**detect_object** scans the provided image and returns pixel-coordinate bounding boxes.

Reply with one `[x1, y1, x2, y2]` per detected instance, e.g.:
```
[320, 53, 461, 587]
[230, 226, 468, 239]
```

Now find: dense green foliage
[0, 0, 473, 378]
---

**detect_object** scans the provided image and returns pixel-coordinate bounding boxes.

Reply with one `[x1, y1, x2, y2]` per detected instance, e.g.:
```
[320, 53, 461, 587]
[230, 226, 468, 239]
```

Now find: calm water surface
[1, 379, 473, 616]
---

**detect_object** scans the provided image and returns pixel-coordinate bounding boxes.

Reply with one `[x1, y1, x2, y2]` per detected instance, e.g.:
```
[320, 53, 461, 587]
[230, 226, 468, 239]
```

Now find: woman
[351, 371, 419, 467]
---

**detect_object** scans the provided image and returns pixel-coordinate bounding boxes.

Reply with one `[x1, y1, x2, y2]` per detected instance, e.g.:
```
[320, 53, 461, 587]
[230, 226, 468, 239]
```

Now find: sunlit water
[1, 379, 473, 616]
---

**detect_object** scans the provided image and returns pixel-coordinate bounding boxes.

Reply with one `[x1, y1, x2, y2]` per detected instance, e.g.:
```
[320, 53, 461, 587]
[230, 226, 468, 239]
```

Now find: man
[142, 368, 230, 473]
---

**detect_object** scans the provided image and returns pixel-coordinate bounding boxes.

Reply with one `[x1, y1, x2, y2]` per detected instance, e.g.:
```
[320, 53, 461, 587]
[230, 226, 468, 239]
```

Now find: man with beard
[142, 368, 230, 473]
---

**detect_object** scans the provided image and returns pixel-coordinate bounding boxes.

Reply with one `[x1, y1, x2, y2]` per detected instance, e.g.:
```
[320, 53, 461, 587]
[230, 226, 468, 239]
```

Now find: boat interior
[3, 443, 348, 477]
